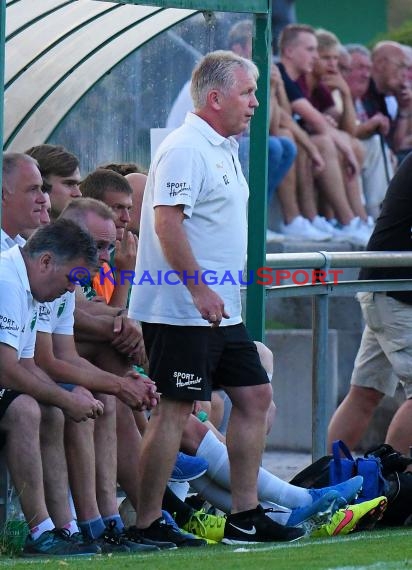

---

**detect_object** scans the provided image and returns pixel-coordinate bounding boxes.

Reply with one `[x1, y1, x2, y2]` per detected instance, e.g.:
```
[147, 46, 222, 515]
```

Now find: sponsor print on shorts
[173, 371, 202, 390]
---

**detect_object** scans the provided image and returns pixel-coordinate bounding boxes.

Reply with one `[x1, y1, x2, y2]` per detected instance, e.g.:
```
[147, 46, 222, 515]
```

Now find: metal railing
[261, 250, 412, 462]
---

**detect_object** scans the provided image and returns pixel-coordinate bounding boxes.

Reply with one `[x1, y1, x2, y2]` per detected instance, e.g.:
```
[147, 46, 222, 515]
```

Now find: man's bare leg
[39, 404, 73, 527]
[116, 399, 142, 509]
[385, 398, 412, 459]
[136, 398, 193, 528]
[327, 385, 383, 452]
[295, 145, 319, 220]
[276, 129, 300, 224]
[223, 383, 272, 513]
[311, 134, 355, 225]
[2, 396, 49, 527]
[94, 394, 118, 518]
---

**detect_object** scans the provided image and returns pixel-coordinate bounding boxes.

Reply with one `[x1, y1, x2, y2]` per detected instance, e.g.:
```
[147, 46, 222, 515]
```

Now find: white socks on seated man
[195, 429, 313, 510]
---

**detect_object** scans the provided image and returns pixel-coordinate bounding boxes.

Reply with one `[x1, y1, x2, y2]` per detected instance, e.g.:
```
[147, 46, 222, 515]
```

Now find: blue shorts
[58, 383, 76, 392]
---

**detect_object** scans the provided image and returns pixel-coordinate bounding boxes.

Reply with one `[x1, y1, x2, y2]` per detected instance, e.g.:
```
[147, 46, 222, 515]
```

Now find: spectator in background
[278, 24, 371, 246]
[363, 41, 411, 158]
[167, 19, 301, 242]
[344, 44, 394, 219]
[307, 29, 369, 228]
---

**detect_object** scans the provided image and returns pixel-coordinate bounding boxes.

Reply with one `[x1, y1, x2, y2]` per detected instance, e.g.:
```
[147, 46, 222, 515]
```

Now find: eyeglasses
[96, 241, 116, 256]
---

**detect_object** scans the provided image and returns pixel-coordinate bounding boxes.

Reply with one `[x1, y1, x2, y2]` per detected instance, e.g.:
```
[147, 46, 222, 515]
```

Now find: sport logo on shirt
[0, 316, 18, 332]
[166, 181, 191, 197]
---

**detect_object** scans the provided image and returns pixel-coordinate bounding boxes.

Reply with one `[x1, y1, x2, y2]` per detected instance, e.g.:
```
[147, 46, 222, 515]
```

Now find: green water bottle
[3, 489, 28, 553]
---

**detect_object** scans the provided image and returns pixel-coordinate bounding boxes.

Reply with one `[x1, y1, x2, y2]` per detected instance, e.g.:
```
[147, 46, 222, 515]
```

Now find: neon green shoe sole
[311, 496, 388, 537]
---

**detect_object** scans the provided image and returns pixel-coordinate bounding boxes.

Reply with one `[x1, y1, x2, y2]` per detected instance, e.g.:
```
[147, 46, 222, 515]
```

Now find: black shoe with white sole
[223, 505, 305, 544]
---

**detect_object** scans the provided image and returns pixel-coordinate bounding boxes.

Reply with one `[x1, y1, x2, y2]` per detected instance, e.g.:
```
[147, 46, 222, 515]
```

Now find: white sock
[62, 519, 80, 536]
[261, 501, 292, 526]
[190, 477, 293, 525]
[167, 481, 190, 502]
[30, 517, 54, 541]
[196, 430, 312, 509]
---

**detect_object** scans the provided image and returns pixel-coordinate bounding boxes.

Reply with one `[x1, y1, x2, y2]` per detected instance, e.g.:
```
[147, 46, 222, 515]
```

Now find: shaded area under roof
[5, 0, 197, 150]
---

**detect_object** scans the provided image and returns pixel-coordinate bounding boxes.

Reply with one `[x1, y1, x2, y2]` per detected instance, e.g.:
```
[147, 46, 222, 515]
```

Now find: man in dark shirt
[363, 41, 411, 153]
[328, 152, 412, 456]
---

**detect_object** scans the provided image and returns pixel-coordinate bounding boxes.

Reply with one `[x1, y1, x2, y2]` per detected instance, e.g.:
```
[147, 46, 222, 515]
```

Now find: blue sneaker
[169, 452, 208, 482]
[287, 490, 340, 529]
[309, 476, 363, 508]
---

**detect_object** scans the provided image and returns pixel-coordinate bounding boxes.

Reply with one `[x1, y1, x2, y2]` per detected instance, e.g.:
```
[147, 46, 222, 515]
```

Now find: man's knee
[151, 397, 193, 428]
[1, 394, 41, 432]
[39, 403, 65, 431]
[229, 383, 273, 416]
[349, 385, 383, 410]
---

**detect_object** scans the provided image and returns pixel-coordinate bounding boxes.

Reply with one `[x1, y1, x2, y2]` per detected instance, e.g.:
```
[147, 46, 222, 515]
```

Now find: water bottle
[3, 487, 28, 552]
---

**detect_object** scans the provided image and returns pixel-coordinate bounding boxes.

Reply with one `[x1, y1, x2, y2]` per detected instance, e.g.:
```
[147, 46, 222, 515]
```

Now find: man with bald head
[362, 41, 411, 154]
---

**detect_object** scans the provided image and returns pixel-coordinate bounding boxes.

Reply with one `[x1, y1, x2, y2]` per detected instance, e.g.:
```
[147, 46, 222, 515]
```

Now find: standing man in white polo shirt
[128, 50, 304, 545]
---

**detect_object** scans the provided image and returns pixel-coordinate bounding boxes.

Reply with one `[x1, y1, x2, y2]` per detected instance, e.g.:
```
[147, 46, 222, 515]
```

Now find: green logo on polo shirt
[30, 310, 37, 331]
[57, 299, 66, 318]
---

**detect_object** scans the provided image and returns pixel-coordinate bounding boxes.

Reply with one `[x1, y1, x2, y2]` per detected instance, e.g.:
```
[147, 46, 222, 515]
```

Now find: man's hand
[367, 113, 391, 136]
[309, 146, 325, 175]
[121, 370, 160, 410]
[191, 285, 230, 327]
[64, 389, 104, 422]
[111, 315, 144, 354]
[334, 137, 359, 178]
[114, 230, 138, 272]
[322, 71, 350, 96]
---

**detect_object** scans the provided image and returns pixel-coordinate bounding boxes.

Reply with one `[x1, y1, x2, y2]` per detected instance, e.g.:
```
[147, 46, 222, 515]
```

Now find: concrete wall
[265, 329, 338, 451]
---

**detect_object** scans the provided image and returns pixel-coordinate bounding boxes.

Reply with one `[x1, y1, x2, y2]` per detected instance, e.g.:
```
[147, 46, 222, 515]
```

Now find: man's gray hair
[191, 50, 259, 110]
[23, 218, 98, 269]
[345, 43, 371, 58]
[2, 153, 39, 194]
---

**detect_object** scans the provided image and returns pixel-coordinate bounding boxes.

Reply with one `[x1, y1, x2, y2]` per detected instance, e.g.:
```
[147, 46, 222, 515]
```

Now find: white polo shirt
[129, 113, 249, 326]
[1, 229, 26, 252]
[0, 246, 37, 359]
[37, 292, 75, 335]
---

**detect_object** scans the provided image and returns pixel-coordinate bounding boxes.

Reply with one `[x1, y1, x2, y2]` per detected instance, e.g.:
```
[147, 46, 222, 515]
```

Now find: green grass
[0, 529, 411, 569]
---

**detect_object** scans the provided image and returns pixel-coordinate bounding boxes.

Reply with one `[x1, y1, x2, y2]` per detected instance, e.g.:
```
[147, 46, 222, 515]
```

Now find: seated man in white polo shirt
[0, 218, 103, 556]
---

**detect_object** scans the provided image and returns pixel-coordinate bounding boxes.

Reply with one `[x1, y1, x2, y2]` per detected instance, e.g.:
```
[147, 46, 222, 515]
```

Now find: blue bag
[329, 440, 387, 503]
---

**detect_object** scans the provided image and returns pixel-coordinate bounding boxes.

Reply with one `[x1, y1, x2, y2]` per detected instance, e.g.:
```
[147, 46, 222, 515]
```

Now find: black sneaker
[94, 522, 130, 553]
[222, 505, 306, 544]
[103, 519, 159, 553]
[125, 525, 177, 550]
[138, 515, 207, 548]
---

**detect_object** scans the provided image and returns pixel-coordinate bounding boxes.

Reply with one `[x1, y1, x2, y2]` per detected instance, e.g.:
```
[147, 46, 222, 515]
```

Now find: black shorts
[0, 389, 22, 448]
[142, 322, 269, 402]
